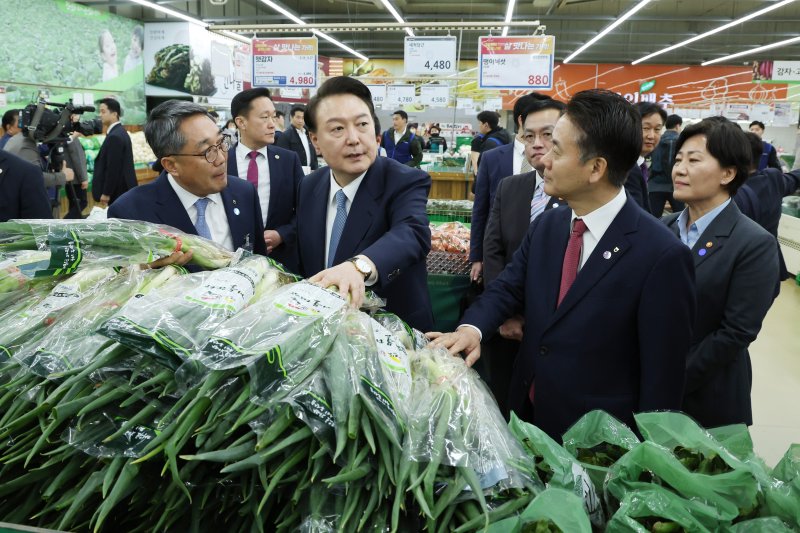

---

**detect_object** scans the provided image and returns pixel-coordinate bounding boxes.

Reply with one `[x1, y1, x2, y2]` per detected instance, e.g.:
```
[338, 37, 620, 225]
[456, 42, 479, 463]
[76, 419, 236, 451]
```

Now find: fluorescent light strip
[501, 0, 517, 37]
[702, 35, 800, 66]
[128, 0, 208, 27]
[258, 0, 368, 61]
[218, 30, 252, 45]
[378, 0, 414, 37]
[633, 0, 797, 65]
[564, 0, 653, 64]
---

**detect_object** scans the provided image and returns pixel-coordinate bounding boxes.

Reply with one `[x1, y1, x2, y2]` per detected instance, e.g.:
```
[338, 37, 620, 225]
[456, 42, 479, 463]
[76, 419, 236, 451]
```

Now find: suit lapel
[226, 145, 238, 177]
[691, 201, 738, 268]
[306, 169, 331, 274]
[332, 160, 380, 265]
[265, 146, 284, 225]
[152, 173, 197, 235]
[220, 186, 254, 251]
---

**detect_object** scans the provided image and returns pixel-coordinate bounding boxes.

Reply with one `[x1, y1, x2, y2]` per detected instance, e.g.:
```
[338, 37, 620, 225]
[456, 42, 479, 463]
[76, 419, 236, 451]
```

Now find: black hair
[208, 110, 219, 120]
[665, 114, 683, 130]
[675, 117, 751, 196]
[392, 110, 408, 121]
[276, 110, 285, 119]
[635, 102, 667, 124]
[374, 114, 381, 137]
[749, 120, 766, 130]
[2, 109, 20, 131]
[429, 124, 441, 134]
[290, 105, 305, 117]
[225, 119, 236, 130]
[97, 97, 122, 118]
[477, 110, 500, 129]
[513, 92, 550, 131]
[230, 88, 272, 119]
[564, 89, 642, 187]
[520, 98, 565, 125]
[744, 131, 763, 172]
[305, 76, 375, 133]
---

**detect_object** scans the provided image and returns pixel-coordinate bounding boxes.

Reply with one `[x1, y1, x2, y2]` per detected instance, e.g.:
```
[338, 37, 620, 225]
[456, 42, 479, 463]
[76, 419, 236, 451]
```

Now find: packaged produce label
[370, 320, 412, 384]
[184, 265, 259, 314]
[40, 228, 83, 277]
[29, 282, 84, 315]
[572, 462, 602, 517]
[273, 282, 346, 318]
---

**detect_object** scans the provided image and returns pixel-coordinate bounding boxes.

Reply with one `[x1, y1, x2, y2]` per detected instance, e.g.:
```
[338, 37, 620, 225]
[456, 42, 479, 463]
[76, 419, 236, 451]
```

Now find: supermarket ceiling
[76, 0, 800, 64]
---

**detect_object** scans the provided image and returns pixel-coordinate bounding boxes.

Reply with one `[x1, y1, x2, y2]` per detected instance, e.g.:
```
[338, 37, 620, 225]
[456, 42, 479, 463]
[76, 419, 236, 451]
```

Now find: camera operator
[63, 115, 90, 218]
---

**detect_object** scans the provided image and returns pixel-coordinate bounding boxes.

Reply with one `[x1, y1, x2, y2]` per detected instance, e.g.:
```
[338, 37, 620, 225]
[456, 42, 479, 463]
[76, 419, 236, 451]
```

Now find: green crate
[427, 273, 471, 333]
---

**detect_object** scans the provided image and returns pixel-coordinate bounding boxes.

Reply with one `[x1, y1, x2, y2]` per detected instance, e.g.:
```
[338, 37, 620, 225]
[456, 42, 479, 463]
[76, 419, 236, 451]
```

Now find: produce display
[428, 221, 471, 275]
[0, 219, 798, 533]
[427, 199, 473, 223]
[129, 130, 157, 165]
[147, 44, 216, 96]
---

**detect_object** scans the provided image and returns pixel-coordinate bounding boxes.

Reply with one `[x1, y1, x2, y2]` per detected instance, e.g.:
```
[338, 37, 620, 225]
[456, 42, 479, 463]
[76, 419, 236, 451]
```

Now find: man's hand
[264, 230, 283, 254]
[470, 261, 483, 282]
[98, 194, 111, 208]
[310, 261, 366, 309]
[80, 181, 89, 190]
[142, 250, 193, 270]
[62, 162, 75, 183]
[499, 315, 525, 342]
[427, 327, 482, 367]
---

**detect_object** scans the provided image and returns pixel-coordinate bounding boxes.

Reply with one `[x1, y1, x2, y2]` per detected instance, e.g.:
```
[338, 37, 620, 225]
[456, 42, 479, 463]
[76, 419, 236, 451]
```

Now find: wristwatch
[348, 256, 373, 280]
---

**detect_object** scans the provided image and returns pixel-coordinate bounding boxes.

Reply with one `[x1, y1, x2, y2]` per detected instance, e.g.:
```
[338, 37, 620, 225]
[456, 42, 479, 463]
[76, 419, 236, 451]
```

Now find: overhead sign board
[404, 36, 458, 76]
[478, 36, 555, 90]
[252, 37, 318, 88]
[420, 85, 449, 107]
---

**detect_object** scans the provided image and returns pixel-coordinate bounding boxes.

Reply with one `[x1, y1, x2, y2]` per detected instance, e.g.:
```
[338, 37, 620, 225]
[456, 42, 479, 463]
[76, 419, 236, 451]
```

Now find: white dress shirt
[512, 138, 526, 176]
[296, 127, 311, 165]
[393, 129, 404, 144]
[570, 186, 628, 270]
[167, 174, 234, 251]
[235, 142, 271, 226]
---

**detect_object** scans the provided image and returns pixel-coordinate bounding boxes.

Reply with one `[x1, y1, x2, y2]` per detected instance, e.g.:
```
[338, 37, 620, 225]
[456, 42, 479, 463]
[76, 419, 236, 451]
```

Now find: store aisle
[750, 279, 800, 467]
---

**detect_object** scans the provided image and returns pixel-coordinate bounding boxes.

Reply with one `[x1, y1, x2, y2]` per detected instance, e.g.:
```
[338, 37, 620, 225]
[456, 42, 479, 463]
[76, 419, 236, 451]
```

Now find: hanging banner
[252, 37, 318, 88]
[366, 84, 386, 107]
[386, 85, 416, 107]
[404, 37, 457, 75]
[753, 60, 800, 83]
[420, 85, 449, 107]
[478, 36, 554, 89]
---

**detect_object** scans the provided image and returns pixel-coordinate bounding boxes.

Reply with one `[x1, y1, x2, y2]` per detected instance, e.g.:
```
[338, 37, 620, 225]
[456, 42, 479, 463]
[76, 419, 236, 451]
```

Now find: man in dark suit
[276, 105, 318, 172]
[297, 76, 433, 331]
[109, 100, 267, 264]
[736, 131, 800, 285]
[93, 98, 137, 207]
[431, 89, 696, 441]
[749, 121, 782, 171]
[228, 88, 304, 272]
[0, 150, 52, 221]
[480, 97, 565, 418]
[624, 102, 667, 214]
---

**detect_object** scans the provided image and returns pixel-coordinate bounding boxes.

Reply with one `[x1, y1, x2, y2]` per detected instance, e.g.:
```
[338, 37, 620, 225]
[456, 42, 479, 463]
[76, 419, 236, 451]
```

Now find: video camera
[18, 99, 102, 144]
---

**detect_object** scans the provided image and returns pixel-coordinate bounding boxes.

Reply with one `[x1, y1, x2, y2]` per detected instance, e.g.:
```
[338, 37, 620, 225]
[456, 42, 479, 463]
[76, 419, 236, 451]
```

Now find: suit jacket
[92, 124, 137, 204]
[483, 171, 562, 285]
[227, 143, 304, 272]
[462, 197, 696, 440]
[108, 172, 267, 257]
[734, 168, 800, 282]
[664, 202, 778, 428]
[0, 150, 52, 221]
[624, 163, 651, 214]
[276, 127, 318, 170]
[470, 143, 515, 263]
[296, 156, 434, 331]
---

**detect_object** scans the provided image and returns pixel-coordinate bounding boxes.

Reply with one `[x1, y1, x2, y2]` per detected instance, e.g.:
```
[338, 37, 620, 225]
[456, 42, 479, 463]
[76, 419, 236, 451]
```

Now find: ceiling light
[377, 0, 414, 37]
[501, 0, 517, 37]
[702, 35, 800, 66]
[564, 0, 653, 64]
[633, 0, 797, 64]
[257, 0, 369, 61]
[218, 30, 251, 44]
[128, 0, 208, 27]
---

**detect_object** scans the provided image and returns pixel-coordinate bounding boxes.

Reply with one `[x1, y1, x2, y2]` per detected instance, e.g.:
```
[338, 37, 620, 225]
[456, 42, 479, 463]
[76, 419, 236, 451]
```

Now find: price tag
[484, 97, 503, 111]
[386, 85, 416, 107]
[366, 84, 387, 107]
[404, 37, 457, 76]
[457, 97, 473, 110]
[252, 37, 318, 88]
[420, 86, 449, 107]
[479, 36, 555, 89]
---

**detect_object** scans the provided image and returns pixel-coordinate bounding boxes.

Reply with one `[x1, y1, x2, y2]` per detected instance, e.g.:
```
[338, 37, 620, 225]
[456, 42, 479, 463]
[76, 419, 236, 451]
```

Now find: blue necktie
[194, 198, 212, 240]
[327, 189, 348, 268]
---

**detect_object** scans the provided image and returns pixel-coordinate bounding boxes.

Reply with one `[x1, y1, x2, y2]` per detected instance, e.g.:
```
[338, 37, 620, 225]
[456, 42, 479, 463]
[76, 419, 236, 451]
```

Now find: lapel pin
[698, 249, 707, 256]
[233, 208, 240, 215]
[275, 154, 280, 159]
[706, 241, 713, 248]
[613, 246, 620, 252]
[603, 251, 612, 259]
[553, 202, 559, 208]
[232, 199, 237, 205]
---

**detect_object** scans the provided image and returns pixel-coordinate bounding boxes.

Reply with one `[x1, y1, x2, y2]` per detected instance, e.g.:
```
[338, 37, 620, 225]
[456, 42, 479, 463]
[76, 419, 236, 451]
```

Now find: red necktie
[247, 151, 259, 187]
[557, 218, 588, 307]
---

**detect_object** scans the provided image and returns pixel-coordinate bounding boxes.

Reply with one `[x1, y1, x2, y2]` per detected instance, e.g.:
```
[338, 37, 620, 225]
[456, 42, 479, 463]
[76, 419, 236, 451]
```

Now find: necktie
[327, 189, 348, 268]
[640, 161, 649, 182]
[557, 218, 588, 307]
[529, 179, 549, 223]
[194, 197, 212, 240]
[247, 151, 259, 188]
[520, 157, 533, 174]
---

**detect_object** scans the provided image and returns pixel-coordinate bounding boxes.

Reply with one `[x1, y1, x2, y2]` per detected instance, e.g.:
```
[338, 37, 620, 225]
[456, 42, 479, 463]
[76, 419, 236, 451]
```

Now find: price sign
[420, 86, 449, 107]
[252, 37, 317, 88]
[478, 36, 555, 89]
[386, 85, 416, 107]
[457, 97, 473, 110]
[404, 37, 457, 75]
[771, 61, 800, 82]
[366, 84, 386, 107]
[484, 97, 503, 111]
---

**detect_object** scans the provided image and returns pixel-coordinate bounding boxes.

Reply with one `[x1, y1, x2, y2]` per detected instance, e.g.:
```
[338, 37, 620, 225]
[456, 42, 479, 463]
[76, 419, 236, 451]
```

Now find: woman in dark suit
[663, 118, 779, 428]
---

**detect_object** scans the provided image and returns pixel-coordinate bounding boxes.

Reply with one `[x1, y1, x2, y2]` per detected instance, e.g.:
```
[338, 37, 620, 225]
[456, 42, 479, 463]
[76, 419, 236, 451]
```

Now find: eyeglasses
[165, 135, 232, 163]
[521, 132, 552, 145]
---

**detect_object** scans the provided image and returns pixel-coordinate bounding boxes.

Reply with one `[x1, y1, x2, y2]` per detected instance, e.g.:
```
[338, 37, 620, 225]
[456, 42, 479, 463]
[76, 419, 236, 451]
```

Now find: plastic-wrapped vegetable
[485, 488, 592, 533]
[605, 485, 719, 532]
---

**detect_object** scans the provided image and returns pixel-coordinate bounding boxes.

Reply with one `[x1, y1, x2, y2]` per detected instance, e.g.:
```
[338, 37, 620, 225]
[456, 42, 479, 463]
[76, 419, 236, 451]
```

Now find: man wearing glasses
[228, 88, 304, 272]
[109, 100, 267, 265]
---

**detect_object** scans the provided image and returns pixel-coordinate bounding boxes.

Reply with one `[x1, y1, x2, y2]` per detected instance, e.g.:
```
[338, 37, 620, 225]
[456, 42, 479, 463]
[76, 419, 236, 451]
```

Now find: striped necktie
[194, 198, 212, 240]
[529, 178, 549, 223]
[520, 157, 533, 175]
[327, 189, 348, 268]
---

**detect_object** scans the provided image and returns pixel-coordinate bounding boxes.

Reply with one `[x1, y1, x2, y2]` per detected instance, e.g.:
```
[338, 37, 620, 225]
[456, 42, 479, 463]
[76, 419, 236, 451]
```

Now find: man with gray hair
[109, 100, 267, 265]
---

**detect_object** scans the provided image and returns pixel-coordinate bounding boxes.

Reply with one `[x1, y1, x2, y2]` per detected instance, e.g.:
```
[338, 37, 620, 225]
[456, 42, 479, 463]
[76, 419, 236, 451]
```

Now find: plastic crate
[427, 273, 471, 333]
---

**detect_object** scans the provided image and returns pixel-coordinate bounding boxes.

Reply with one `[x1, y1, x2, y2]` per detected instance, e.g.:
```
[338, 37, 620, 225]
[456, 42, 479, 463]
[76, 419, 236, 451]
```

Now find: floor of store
[750, 278, 800, 467]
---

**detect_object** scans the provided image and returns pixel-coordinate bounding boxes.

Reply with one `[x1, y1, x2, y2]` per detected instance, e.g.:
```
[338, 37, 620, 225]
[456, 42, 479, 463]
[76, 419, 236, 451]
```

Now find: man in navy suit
[276, 105, 318, 171]
[431, 90, 696, 441]
[109, 100, 266, 266]
[296, 76, 433, 332]
[0, 150, 52, 221]
[93, 98, 137, 207]
[228, 88, 304, 272]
